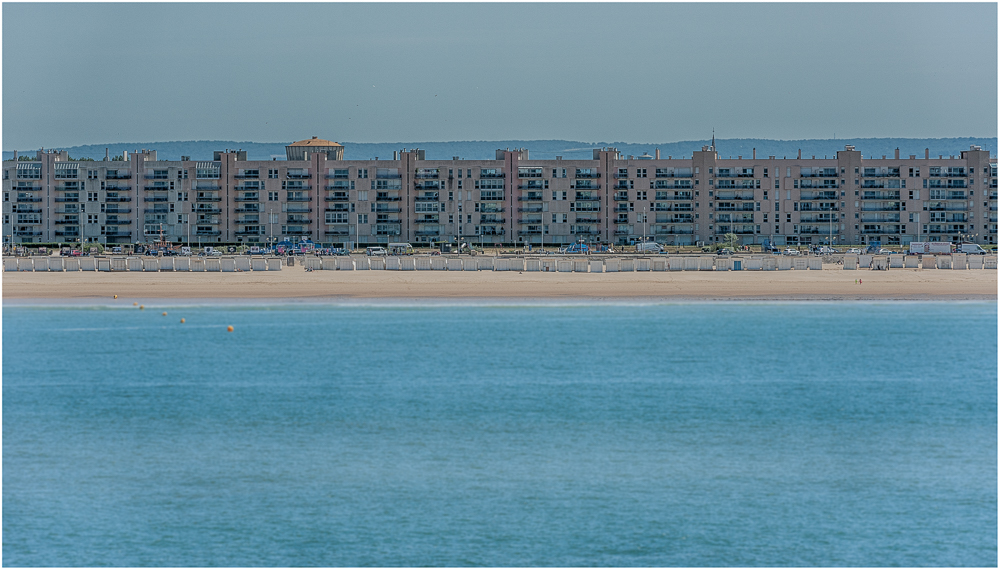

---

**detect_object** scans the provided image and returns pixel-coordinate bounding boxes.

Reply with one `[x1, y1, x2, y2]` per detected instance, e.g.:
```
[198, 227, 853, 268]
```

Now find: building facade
[3, 139, 997, 247]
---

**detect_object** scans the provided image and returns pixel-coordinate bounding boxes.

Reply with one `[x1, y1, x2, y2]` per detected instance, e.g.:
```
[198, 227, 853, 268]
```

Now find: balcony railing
[286, 196, 311, 202]
[54, 219, 80, 225]
[235, 195, 259, 202]
[285, 218, 312, 224]
[324, 230, 351, 236]
[193, 207, 222, 214]
[518, 206, 544, 213]
[715, 191, 754, 200]
[195, 230, 222, 236]
[105, 196, 132, 202]
[286, 173, 311, 180]
[415, 230, 441, 236]
[196, 196, 222, 202]
[16, 197, 43, 202]
[518, 194, 544, 201]
[105, 173, 132, 179]
[144, 197, 170, 202]
[415, 195, 439, 201]
[861, 191, 900, 200]
[13, 230, 43, 236]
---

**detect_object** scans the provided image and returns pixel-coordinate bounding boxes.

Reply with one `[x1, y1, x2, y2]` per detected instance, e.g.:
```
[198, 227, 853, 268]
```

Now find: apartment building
[3, 138, 996, 247]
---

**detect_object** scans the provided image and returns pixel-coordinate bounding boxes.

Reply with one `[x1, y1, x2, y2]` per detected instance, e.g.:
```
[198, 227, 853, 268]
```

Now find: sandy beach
[2, 265, 995, 301]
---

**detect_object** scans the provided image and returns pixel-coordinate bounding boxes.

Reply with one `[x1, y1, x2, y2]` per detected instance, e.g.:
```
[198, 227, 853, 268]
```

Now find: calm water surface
[3, 302, 996, 566]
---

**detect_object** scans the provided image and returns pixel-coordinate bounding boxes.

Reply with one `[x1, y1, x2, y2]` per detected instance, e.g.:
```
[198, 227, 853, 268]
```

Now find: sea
[3, 301, 996, 567]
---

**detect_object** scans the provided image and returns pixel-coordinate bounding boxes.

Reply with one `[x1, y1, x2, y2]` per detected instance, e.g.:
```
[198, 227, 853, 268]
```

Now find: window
[618, 168, 629, 178]
[88, 214, 98, 224]
[88, 192, 99, 202]
[358, 190, 368, 201]
[637, 191, 647, 201]
[268, 191, 278, 201]
[358, 168, 368, 179]
[268, 169, 278, 179]
[763, 168, 768, 178]
[357, 214, 368, 224]
[636, 168, 647, 178]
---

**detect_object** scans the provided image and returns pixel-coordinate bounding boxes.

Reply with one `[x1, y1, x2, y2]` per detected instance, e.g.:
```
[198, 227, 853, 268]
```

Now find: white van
[636, 242, 663, 253]
[366, 246, 387, 256]
[959, 243, 987, 255]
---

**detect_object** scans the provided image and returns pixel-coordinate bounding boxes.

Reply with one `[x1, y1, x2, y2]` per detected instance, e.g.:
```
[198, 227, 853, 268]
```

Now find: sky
[2, 2, 997, 150]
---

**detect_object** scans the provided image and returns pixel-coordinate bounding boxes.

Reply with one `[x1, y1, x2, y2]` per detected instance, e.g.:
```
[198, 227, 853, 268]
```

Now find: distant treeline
[4, 137, 996, 162]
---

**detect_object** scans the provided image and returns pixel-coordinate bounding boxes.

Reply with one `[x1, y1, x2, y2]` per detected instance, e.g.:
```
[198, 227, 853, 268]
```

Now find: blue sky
[2, 3, 996, 149]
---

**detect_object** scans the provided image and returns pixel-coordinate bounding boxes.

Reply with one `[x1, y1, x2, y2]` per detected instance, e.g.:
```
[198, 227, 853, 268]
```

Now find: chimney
[925, 148, 930, 159]
[393, 151, 398, 160]
[752, 148, 756, 160]
[655, 149, 660, 160]
[105, 148, 109, 161]
[894, 148, 900, 159]
[797, 149, 801, 159]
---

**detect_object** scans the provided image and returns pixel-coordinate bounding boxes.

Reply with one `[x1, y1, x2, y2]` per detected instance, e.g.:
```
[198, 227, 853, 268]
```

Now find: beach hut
[951, 253, 967, 270]
[508, 258, 524, 272]
[984, 256, 998, 269]
[205, 258, 221, 272]
[904, 255, 919, 269]
[47, 257, 63, 271]
[541, 259, 556, 272]
[636, 258, 650, 272]
[699, 257, 714, 271]
[936, 255, 953, 269]
[235, 256, 251, 271]
[573, 259, 589, 273]
[652, 259, 666, 271]
[620, 258, 635, 272]
[142, 258, 159, 272]
[64, 257, 80, 271]
[32, 256, 48, 271]
[744, 257, 763, 271]
[590, 260, 603, 273]
[525, 259, 540, 272]
[16, 257, 32, 271]
[96, 257, 110, 272]
[604, 258, 619, 272]
[175, 256, 190, 271]
[400, 257, 415, 270]
[159, 257, 174, 271]
[464, 258, 478, 271]
[220, 257, 236, 272]
[429, 257, 446, 270]
[715, 257, 733, 271]
[337, 257, 355, 271]
[842, 254, 858, 270]
[888, 254, 904, 268]
[776, 257, 793, 270]
[807, 257, 823, 270]
[479, 257, 495, 271]
[792, 258, 808, 270]
[266, 257, 282, 271]
[968, 255, 984, 269]
[303, 257, 321, 270]
[557, 260, 572, 272]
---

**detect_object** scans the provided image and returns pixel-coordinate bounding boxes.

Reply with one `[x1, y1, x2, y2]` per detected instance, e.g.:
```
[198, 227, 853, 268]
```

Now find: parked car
[366, 247, 387, 256]
[635, 241, 663, 253]
[847, 248, 862, 254]
[716, 248, 734, 256]
[782, 248, 801, 256]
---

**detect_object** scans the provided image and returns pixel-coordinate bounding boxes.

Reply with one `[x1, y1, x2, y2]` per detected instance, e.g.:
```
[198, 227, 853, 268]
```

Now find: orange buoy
[139, 305, 144, 310]
[180, 318, 185, 323]
[227, 325, 234, 332]
[114, 295, 118, 299]
[133, 302, 138, 306]
[162, 312, 168, 316]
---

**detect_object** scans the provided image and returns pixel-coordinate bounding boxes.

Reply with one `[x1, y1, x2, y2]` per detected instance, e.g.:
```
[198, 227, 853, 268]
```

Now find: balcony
[236, 217, 260, 224]
[613, 192, 629, 201]
[376, 194, 401, 202]
[798, 204, 839, 212]
[862, 170, 900, 178]
[54, 230, 80, 237]
[196, 195, 222, 202]
[286, 196, 311, 202]
[925, 203, 967, 211]
[859, 203, 900, 211]
[415, 230, 441, 236]
[234, 173, 260, 180]
[374, 206, 401, 213]
[518, 229, 543, 235]
[800, 191, 838, 200]
[861, 191, 900, 200]
[517, 206, 544, 213]
[375, 219, 402, 225]
[16, 196, 43, 202]
[415, 173, 440, 179]
[715, 191, 754, 200]
[860, 226, 902, 234]
[575, 192, 599, 200]
[800, 226, 841, 235]
[478, 172, 503, 179]
[235, 207, 261, 213]
[800, 214, 840, 223]
[859, 214, 900, 223]
[653, 227, 694, 235]
[104, 185, 131, 192]
[657, 216, 694, 224]
[414, 182, 441, 190]
[54, 197, 80, 203]
[654, 192, 693, 200]
[416, 216, 440, 223]
[614, 205, 631, 213]
[518, 217, 544, 224]
[573, 183, 600, 190]
[104, 219, 132, 225]
[193, 207, 222, 214]
[102, 231, 132, 237]
[235, 194, 259, 202]
[575, 172, 600, 179]
[144, 185, 171, 191]
[195, 230, 222, 236]
[714, 204, 755, 212]
[144, 208, 171, 214]
[324, 230, 351, 236]
[415, 195, 440, 202]
[479, 218, 505, 224]
[236, 230, 264, 236]
[16, 207, 43, 214]
[105, 172, 132, 179]
[574, 216, 601, 224]
[286, 218, 312, 224]
[286, 173, 311, 180]
[572, 229, 600, 235]
[54, 219, 80, 225]
[13, 230, 43, 236]
[800, 171, 838, 178]
[479, 229, 505, 236]
[517, 184, 545, 190]
[325, 194, 351, 202]
[105, 196, 132, 202]
[518, 193, 544, 201]
[285, 207, 312, 213]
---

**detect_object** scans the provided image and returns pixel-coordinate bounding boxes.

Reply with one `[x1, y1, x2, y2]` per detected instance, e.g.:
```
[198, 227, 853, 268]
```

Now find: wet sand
[2, 265, 995, 301]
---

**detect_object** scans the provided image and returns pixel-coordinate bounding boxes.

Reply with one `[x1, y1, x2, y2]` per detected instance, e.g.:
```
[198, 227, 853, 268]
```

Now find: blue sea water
[3, 301, 996, 567]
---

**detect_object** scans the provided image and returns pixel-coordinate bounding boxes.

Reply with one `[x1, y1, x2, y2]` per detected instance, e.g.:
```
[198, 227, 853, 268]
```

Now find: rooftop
[287, 136, 342, 147]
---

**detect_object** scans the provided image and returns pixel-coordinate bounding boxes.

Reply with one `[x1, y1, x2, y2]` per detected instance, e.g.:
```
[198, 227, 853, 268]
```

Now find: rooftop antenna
[711, 129, 715, 151]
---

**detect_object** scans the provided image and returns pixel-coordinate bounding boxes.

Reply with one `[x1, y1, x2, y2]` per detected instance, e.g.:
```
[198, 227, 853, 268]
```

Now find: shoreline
[3, 269, 996, 302]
